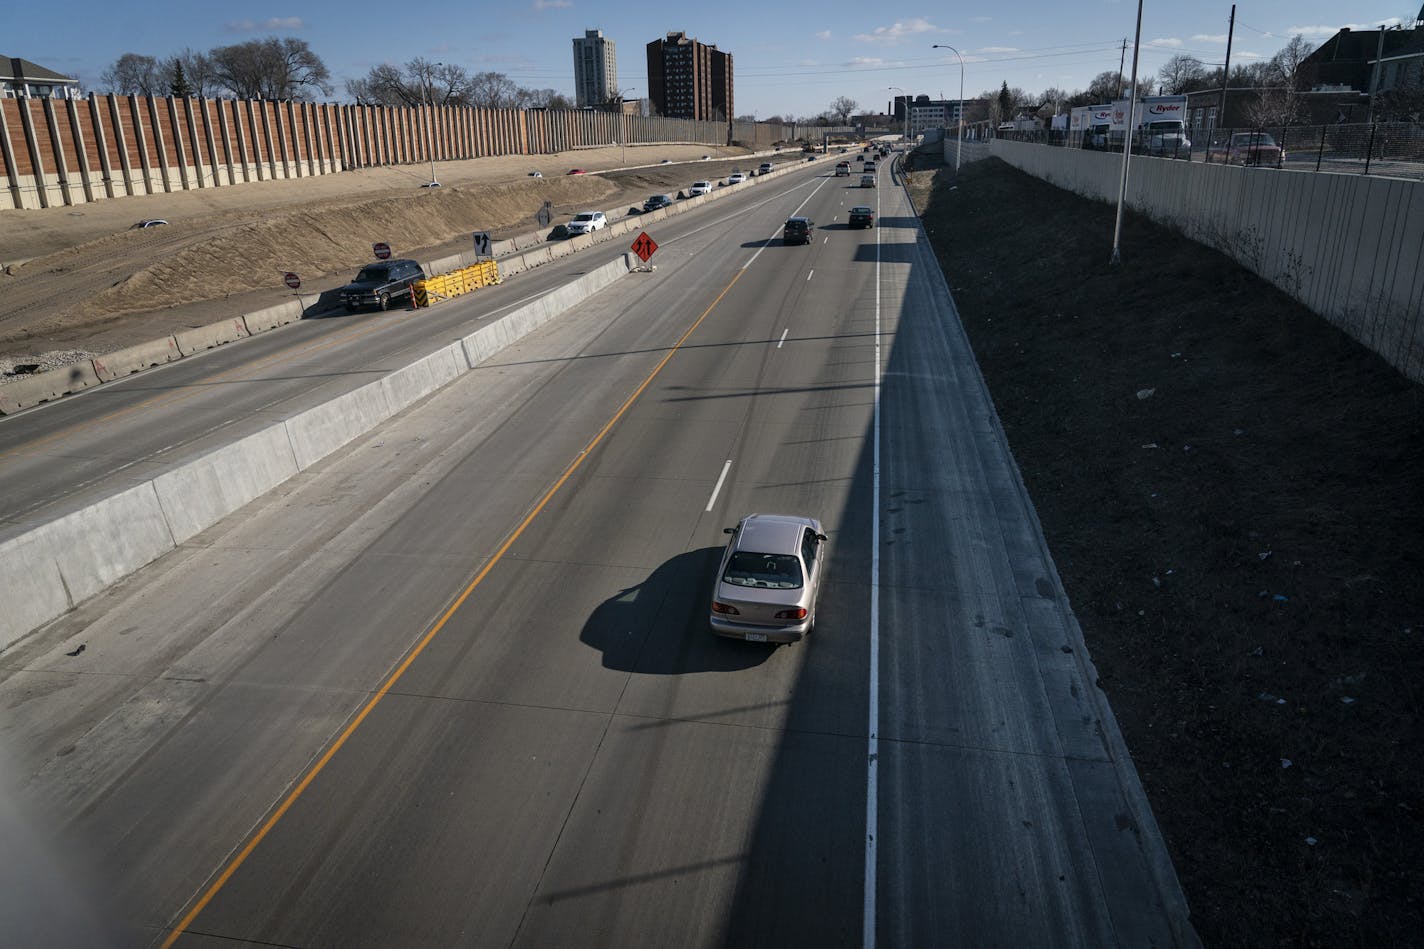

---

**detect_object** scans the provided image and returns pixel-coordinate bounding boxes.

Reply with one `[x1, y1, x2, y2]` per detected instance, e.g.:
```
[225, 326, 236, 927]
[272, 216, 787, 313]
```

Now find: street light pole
[931, 44, 965, 174]
[620, 87, 638, 166]
[423, 61, 444, 187]
[888, 86, 908, 142]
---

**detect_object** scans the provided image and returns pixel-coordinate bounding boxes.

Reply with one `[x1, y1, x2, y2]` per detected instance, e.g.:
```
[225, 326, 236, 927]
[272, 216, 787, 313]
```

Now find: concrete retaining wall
[989, 140, 1424, 384]
[0, 254, 634, 651]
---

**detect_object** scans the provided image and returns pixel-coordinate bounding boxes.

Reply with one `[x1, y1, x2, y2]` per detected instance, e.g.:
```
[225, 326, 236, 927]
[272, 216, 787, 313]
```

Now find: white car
[566, 210, 607, 235]
[688, 180, 712, 196]
[727, 172, 747, 185]
[757, 162, 774, 175]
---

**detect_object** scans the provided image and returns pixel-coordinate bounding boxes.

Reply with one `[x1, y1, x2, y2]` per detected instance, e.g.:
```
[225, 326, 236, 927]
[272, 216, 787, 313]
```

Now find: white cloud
[1192, 33, 1228, 44]
[847, 56, 886, 66]
[224, 17, 305, 32]
[978, 46, 1018, 54]
[815, 30, 832, 40]
[533, 0, 572, 9]
[1287, 18, 1402, 37]
[970, 16, 991, 23]
[1149, 37, 1183, 47]
[852, 18, 943, 45]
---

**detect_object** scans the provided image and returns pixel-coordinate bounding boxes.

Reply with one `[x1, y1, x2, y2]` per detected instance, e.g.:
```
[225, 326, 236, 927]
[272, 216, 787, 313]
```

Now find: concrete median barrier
[3, 206, 642, 647]
[242, 300, 303, 334]
[284, 381, 395, 470]
[381, 345, 465, 411]
[152, 425, 301, 543]
[174, 317, 251, 356]
[91, 337, 182, 382]
[0, 483, 176, 651]
[0, 360, 103, 414]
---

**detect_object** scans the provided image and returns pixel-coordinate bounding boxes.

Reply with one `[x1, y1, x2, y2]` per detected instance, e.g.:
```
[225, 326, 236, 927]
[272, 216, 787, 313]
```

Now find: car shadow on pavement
[580, 547, 775, 674]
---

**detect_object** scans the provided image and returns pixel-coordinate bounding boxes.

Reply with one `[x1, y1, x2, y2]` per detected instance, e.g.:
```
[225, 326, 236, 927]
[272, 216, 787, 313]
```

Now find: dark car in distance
[783, 216, 815, 244]
[848, 206, 875, 228]
[339, 259, 425, 312]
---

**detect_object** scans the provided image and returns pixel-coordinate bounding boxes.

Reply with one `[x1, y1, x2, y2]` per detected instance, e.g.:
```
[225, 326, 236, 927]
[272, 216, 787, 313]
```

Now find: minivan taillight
[712, 602, 740, 615]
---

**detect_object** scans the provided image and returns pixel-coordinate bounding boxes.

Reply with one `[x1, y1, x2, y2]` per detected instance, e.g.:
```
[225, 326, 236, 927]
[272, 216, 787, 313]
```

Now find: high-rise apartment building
[572, 29, 618, 109]
[646, 31, 733, 121]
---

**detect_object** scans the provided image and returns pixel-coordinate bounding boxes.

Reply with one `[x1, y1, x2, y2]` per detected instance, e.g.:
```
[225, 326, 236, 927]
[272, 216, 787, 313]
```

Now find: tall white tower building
[572, 29, 618, 108]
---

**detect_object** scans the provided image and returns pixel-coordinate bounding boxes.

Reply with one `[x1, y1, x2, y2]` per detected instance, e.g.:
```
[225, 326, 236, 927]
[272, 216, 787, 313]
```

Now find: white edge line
[864, 173, 882, 949]
[777, 328, 789, 349]
[705, 459, 733, 512]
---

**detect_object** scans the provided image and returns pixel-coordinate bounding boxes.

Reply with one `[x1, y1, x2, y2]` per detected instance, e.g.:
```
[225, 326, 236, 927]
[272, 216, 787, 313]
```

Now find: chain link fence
[997, 122, 1424, 180]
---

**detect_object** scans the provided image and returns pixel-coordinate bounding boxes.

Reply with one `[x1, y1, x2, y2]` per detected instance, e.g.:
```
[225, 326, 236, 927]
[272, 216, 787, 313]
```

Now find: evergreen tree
[169, 60, 192, 98]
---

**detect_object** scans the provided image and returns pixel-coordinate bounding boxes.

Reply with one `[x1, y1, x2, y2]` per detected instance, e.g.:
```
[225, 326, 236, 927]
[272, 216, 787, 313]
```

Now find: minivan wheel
[378, 292, 390, 311]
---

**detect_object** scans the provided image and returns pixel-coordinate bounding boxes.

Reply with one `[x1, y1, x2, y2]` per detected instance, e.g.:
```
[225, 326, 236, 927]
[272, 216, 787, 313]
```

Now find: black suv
[339, 259, 425, 312]
[783, 217, 815, 245]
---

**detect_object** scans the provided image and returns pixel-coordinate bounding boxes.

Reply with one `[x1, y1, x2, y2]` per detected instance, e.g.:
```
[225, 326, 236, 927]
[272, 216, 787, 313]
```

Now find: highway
[0, 156, 1195, 947]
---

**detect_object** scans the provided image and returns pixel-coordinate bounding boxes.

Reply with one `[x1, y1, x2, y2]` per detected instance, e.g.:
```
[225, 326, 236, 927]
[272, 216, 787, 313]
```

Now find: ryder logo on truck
[1147, 103, 1184, 116]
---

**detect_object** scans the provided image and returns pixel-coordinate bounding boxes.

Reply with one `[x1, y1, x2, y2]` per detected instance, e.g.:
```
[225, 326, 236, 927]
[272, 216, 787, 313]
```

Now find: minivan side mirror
[724, 527, 736, 534]
[816, 533, 828, 542]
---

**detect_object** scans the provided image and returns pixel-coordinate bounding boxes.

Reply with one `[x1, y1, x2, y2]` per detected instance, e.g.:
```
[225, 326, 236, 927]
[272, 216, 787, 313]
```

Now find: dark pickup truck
[339, 259, 425, 312]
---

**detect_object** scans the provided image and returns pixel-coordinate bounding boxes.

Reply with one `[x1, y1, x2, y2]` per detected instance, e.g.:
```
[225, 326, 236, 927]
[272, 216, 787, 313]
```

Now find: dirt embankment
[0, 143, 764, 364]
[905, 152, 1423, 946]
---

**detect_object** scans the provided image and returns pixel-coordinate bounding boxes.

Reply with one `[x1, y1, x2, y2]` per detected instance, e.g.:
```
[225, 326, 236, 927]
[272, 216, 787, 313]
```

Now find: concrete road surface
[0, 158, 1196, 947]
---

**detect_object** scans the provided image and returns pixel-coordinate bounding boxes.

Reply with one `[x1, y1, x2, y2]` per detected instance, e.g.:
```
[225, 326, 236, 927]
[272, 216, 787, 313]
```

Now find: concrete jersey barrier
[0, 253, 635, 652]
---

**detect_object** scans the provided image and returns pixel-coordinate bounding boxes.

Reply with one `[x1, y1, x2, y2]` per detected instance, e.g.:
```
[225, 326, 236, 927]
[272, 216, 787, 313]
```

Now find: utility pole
[1217, 5, 1236, 131]
[1118, 39, 1128, 97]
[1111, 0, 1144, 266]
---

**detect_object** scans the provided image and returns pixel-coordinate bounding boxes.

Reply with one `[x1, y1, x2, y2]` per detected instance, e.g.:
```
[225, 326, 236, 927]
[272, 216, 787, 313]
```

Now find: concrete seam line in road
[863, 182, 884, 949]
[157, 264, 750, 949]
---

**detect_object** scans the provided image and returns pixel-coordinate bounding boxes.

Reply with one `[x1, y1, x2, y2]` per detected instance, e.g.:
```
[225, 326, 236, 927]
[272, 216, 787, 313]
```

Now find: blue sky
[10, 1, 1412, 118]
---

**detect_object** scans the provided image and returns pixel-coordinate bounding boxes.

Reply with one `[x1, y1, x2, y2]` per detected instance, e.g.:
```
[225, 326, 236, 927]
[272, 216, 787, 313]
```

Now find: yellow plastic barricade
[412, 260, 502, 308]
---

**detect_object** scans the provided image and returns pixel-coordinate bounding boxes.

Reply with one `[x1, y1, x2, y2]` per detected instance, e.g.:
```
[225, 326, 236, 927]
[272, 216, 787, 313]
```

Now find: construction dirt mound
[0, 143, 758, 362]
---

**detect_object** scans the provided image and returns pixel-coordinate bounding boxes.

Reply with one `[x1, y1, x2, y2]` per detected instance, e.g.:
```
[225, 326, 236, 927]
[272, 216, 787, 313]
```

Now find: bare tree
[1158, 54, 1208, 94]
[210, 37, 331, 100]
[829, 95, 858, 124]
[346, 63, 417, 107]
[100, 53, 162, 96]
[1265, 35, 1315, 91]
[162, 48, 219, 98]
[1247, 86, 1302, 126]
[466, 71, 520, 109]
[521, 88, 576, 110]
[1087, 70, 1122, 103]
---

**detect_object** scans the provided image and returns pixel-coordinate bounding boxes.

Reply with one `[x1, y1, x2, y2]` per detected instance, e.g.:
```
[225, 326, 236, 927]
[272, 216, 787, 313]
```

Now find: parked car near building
[1207, 131, 1285, 167]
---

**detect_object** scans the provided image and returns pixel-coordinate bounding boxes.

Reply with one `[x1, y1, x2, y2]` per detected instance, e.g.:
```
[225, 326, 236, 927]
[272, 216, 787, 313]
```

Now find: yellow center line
[158, 266, 747, 948]
[0, 310, 420, 468]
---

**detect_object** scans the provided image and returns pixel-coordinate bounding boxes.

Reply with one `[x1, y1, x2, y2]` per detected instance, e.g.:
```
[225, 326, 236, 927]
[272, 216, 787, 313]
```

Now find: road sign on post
[372, 242, 391, 260]
[283, 272, 301, 289]
[631, 232, 658, 262]
[472, 231, 491, 256]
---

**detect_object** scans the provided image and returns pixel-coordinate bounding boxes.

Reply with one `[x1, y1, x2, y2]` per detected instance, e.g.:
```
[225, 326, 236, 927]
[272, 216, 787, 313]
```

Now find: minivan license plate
[744, 632, 768, 643]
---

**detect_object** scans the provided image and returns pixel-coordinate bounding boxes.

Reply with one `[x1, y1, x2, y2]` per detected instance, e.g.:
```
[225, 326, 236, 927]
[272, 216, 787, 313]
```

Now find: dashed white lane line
[807, 270, 814, 281]
[705, 459, 733, 512]
[777, 329, 789, 348]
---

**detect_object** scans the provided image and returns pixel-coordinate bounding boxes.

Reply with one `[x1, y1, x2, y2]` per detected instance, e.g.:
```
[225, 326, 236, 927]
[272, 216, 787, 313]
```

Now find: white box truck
[1111, 96, 1191, 155]
[1070, 104, 1113, 149]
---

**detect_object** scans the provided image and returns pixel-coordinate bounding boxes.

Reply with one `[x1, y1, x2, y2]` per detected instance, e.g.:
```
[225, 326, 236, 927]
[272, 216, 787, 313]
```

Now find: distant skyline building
[572, 29, 618, 109]
[646, 31, 733, 121]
